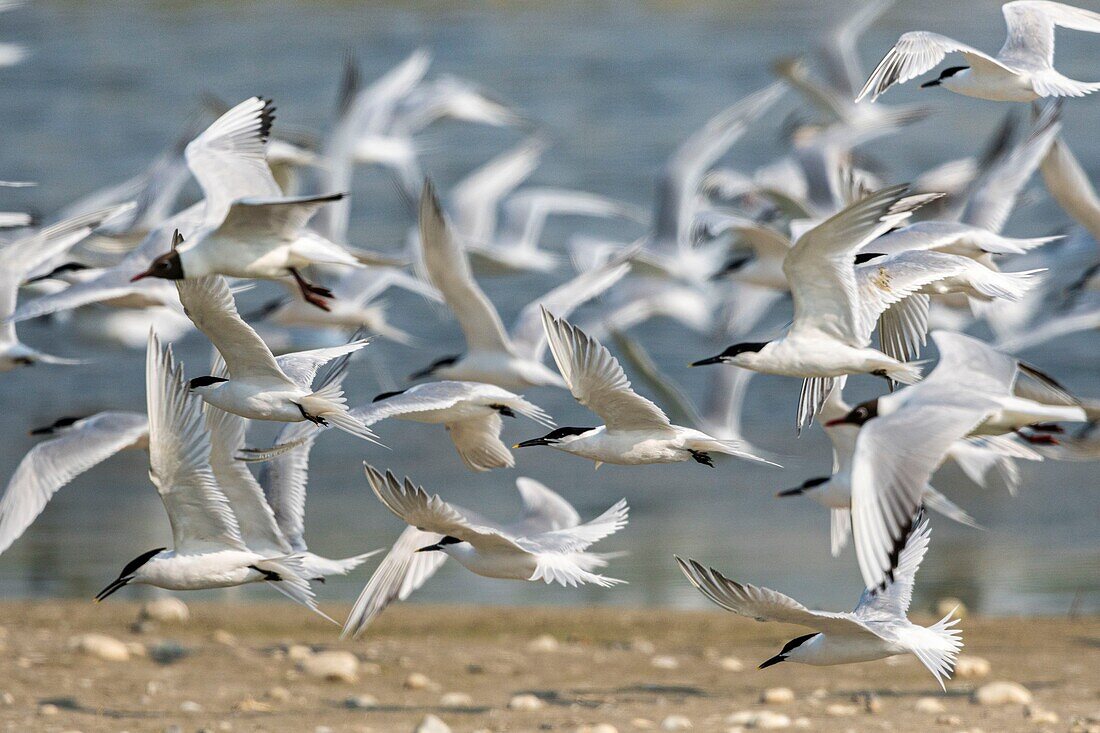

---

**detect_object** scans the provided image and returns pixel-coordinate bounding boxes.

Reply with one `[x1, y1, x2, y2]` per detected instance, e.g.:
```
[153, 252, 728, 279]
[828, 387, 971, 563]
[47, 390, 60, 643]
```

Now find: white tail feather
[297, 381, 384, 447]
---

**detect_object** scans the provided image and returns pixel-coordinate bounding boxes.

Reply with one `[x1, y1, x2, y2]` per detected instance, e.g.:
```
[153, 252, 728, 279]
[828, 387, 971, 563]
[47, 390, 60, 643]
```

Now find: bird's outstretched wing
[856, 31, 1013, 102]
[856, 509, 930, 620]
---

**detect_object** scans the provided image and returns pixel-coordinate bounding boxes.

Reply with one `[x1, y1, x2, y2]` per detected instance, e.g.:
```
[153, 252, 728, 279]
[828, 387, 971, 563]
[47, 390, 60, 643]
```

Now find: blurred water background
[0, 0, 1096, 615]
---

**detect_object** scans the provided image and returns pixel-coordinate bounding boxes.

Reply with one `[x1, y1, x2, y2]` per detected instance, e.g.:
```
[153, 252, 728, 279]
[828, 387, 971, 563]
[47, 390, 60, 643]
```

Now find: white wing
[351, 381, 552, 427]
[510, 261, 630, 361]
[851, 398, 994, 590]
[340, 524, 448, 639]
[450, 137, 545, 244]
[146, 331, 246, 554]
[508, 476, 582, 533]
[541, 308, 672, 432]
[203, 404, 289, 555]
[276, 337, 370, 391]
[855, 510, 930, 619]
[176, 275, 290, 384]
[856, 250, 972, 346]
[1041, 135, 1100, 240]
[676, 557, 872, 636]
[212, 192, 344, 244]
[364, 464, 521, 551]
[257, 420, 321, 552]
[497, 187, 646, 252]
[784, 185, 928, 344]
[999, 1, 1100, 68]
[856, 31, 1014, 102]
[925, 330, 1018, 397]
[418, 180, 513, 352]
[0, 412, 147, 556]
[520, 498, 627, 555]
[445, 413, 513, 471]
[184, 96, 282, 223]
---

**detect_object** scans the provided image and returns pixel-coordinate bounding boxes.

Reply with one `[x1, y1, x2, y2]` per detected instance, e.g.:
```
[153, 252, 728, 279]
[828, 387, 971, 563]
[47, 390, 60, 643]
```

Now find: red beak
[130, 271, 151, 282]
[824, 418, 845, 427]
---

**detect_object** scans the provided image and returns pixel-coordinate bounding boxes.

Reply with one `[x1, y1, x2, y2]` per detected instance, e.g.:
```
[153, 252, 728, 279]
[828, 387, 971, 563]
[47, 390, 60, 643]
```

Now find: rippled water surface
[0, 1, 1097, 614]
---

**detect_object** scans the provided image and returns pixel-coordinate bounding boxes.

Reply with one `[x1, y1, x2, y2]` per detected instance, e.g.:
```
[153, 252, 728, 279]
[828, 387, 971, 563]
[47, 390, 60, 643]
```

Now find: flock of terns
[2, 0, 1100, 691]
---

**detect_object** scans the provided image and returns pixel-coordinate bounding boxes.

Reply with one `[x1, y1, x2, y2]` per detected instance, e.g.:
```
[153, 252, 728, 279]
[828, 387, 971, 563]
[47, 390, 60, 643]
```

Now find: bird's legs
[689, 449, 714, 467]
[289, 268, 333, 312]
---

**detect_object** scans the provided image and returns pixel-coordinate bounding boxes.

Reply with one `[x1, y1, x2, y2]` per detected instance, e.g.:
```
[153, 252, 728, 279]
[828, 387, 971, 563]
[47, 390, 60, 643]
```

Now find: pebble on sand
[69, 633, 130, 662]
[298, 651, 359, 683]
[38, 703, 59, 716]
[265, 686, 292, 702]
[439, 691, 473, 707]
[414, 714, 452, 733]
[139, 597, 190, 623]
[574, 725, 618, 733]
[234, 697, 272, 712]
[345, 694, 378, 709]
[212, 629, 238, 647]
[717, 656, 744, 671]
[972, 681, 1032, 706]
[404, 672, 435, 690]
[954, 655, 991, 678]
[179, 700, 202, 713]
[760, 687, 795, 704]
[526, 634, 559, 652]
[914, 697, 947, 714]
[287, 644, 314, 662]
[726, 711, 792, 729]
[508, 693, 545, 711]
[936, 597, 967, 619]
[651, 655, 679, 669]
[1025, 705, 1059, 723]
[660, 715, 692, 730]
[825, 703, 858, 716]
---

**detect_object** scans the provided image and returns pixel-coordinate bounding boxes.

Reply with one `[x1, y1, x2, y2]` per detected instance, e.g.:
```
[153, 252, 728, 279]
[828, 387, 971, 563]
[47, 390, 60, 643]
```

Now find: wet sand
[0, 601, 1096, 732]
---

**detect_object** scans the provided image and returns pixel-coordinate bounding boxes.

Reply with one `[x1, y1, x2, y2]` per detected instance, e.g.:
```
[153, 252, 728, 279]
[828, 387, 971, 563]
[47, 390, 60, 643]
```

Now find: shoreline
[0, 601, 1096, 731]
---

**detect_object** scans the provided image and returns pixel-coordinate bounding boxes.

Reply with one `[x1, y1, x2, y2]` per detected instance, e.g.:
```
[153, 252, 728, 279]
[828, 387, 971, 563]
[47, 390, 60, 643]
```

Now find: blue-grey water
[0, 1, 1097, 616]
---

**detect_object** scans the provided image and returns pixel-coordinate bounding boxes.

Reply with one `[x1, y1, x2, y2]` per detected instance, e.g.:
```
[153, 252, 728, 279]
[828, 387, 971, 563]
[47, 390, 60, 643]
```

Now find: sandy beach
[0, 601, 1095, 732]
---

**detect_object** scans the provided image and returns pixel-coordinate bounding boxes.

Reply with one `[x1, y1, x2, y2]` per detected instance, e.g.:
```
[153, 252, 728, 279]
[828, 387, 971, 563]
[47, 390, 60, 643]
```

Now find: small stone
[404, 672, 434, 690]
[315, 727, 333, 733]
[660, 716, 692, 730]
[265, 686, 291, 702]
[287, 644, 313, 662]
[631, 719, 655, 729]
[140, 597, 190, 623]
[38, 703, 59, 716]
[1025, 706, 1059, 724]
[972, 681, 1032, 706]
[440, 691, 473, 707]
[955, 655, 991, 678]
[148, 640, 188, 665]
[575, 726, 618, 733]
[344, 694, 378, 709]
[936, 714, 962, 725]
[0, 691, 13, 706]
[760, 687, 795, 704]
[751, 711, 792, 729]
[915, 697, 947, 714]
[936, 597, 967, 619]
[651, 655, 679, 669]
[180, 700, 203, 713]
[631, 638, 656, 654]
[792, 719, 811, 729]
[718, 656, 744, 671]
[859, 692, 882, 714]
[234, 698, 271, 712]
[527, 634, 559, 652]
[414, 714, 452, 733]
[299, 651, 359, 683]
[70, 633, 130, 662]
[826, 703, 859, 716]
[212, 630, 237, 647]
[508, 693, 544, 711]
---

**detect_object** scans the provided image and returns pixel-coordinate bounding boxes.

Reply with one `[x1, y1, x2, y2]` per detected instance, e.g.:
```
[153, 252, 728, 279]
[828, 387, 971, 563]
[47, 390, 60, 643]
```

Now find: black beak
[920, 79, 941, 88]
[415, 544, 443, 553]
[776, 486, 805, 497]
[513, 437, 549, 448]
[94, 576, 130, 602]
[29, 425, 55, 436]
[758, 653, 786, 669]
[690, 355, 724, 367]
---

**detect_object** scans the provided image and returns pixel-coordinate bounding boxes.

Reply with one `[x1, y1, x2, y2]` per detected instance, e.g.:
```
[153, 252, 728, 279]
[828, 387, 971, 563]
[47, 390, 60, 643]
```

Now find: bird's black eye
[855, 407, 868, 419]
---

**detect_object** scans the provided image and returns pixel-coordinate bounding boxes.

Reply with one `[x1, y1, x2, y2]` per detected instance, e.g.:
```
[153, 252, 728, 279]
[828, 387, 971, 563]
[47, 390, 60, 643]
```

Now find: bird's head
[94, 547, 166, 602]
[758, 632, 819, 669]
[408, 354, 460, 380]
[777, 476, 830, 497]
[188, 375, 229, 395]
[29, 415, 84, 436]
[415, 535, 466, 554]
[921, 65, 968, 89]
[131, 230, 185, 282]
[690, 341, 770, 367]
[825, 398, 879, 428]
[514, 426, 595, 448]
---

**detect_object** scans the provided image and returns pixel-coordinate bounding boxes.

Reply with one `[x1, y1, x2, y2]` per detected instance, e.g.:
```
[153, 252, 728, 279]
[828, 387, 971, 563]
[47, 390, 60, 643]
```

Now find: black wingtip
[257, 97, 276, 142]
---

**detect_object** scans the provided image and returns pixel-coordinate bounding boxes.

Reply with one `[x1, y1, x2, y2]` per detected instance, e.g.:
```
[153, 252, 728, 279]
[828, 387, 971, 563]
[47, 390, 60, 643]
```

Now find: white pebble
[631, 638, 656, 654]
[972, 681, 1032, 706]
[345, 694, 378, 709]
[726, 711, 791, 729]
[575, 726, 618, 733]
[298, 651, 359, 683]
[826, 703, 858, 716]
[287, 644, 313, 661]
[630, 719, 655, 729]
[38, 703, 59, 716]
[414, 714, 452, 733]
[760, 687, 796, 704]
[439, 691, 472, 707]
[718, 656, 744, 671]
[69, 633, 130, 662]
[914, 697, 946, 714]
[139, 597, 190, 623]
[404, 672, 435, 690]
[651, 655, 680, 669]
[954, 655, 991, 678]
[179, 700, 202, 713]
[526, 634, 559, 652]
[212, 630, 237, 647]
[234, 697, 271, 712]
[660, 715, 692, 730]
[265, 686, 291, 702]
[508, 693, 545, 711]
[1025, 705, 1059, 723]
